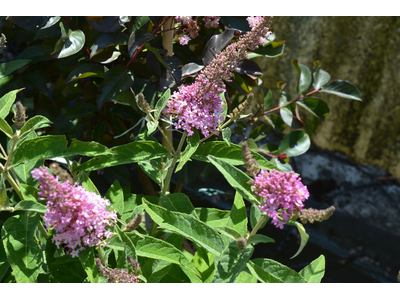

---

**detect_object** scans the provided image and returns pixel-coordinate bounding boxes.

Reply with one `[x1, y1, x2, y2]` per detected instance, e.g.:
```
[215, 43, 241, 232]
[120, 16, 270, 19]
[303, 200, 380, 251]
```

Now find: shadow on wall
[255, 16, 400, 178]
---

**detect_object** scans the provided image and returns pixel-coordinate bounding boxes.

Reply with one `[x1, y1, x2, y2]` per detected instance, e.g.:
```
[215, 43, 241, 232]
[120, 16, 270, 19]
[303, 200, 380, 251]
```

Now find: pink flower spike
[31, 166, 118, 257]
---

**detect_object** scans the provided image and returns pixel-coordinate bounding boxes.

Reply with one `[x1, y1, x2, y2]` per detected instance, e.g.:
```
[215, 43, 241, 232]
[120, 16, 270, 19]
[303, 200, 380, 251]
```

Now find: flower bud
[136, 93, 152, 114]
[241, 140, 260, 178]
[126, 214, 142, 231]
[236, 237, 247, 250]
[0, 33, 6, 54]
[13, 101, 28, 129]
[300, 206, 335, 224]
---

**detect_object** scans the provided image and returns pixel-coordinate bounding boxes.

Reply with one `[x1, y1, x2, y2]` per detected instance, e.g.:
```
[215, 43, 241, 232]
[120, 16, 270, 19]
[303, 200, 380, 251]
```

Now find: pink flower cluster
[31, 166, 117, 257]
[247, 16, 272, 45]
[164, 84, 224, 136]
[165, 16, 273, 137]
[253, 169, 309, 229]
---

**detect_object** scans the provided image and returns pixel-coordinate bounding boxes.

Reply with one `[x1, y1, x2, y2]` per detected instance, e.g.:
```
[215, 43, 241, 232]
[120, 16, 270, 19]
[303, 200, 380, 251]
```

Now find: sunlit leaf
[320, 80, 362, 101]
[278, 130, 310, 157]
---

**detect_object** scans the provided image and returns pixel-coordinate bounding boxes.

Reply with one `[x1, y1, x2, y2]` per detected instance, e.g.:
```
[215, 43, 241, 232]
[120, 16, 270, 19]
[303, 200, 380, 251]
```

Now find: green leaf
[128, 28, 155, 58]
[234, 270, 258, 283]
[19, 183, 38, 201]
[139, 258, 171, 283]
[67, 138, 112, 157]
[320, 80, 362, 101]
[279, 92, 303, 129]
[45, 234, 86, 283]
[52, 28, 85, 59]
[11, 135, 68, 166]
[0, 117, 13, 138]
[195, 207, 231, 228]
[207, 155, 261, 206]
[105, 180, 124, 218]
[143, 199, 225, 256]
[0, 60, 31, 79]
[227, 192, 248, 237]
[250, 204, 268, 231]
[97, 64, 135, 109]
[1, 212, 42, 283]
[278, 130, 310, 157]
[193, 141, 277, 171]
[65, 63, 105, 83]
[78, 247, 100, 283]
[115, 224, 137, 262]
[19, 115, 52, 137]
[297, 98, 330, 121]
[287, 220, 309, 259]
[90, 32, 128, 59]
[299, 255, 325, 283]
[0, 174, 9, 207]
[176, 130, 200, 172]
[72, 140, 169, 172]
[136, 235, 201, 282]
[291, 59, 312, 95]
[154, 88, 170, 121]
[0, 88, 25, 119]
[248, 40, 285, 58]
[247, 234, 274, 245]
[247, 258, 306, 283]
[213, 242, 254, 283]
[313, 66, 331, 90]
[215, 226, 241, 241]
[14, 200, 47, 214]
[261, 87, 273, 110]
[221, 127, 231, 146]
[160, 193, 197, 218]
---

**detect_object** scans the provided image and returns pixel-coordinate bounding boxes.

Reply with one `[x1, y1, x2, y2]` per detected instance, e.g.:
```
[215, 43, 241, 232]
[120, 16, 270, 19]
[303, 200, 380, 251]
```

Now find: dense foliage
[0, 16, 361, 283]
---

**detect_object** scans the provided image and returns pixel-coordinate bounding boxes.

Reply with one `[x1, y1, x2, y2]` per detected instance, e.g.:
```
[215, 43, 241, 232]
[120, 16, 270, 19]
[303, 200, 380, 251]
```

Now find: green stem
[97, 246, 107, 266]
[248, 215, 267, 238]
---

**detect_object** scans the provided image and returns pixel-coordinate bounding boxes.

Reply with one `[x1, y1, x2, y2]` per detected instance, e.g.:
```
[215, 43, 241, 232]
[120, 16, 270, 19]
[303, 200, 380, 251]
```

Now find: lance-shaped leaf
[0, 117, 13, 138]
[115, 224, 137, 264]
[0, 60, 31, 80]
[78, 247, 100, 283]
[105, 180, 124, 218]
[247, 234, 274, 245]
[227, 192, 248, 237]
[291, 59, 312, 95]
[14, 200, 47, 214]
[203, 29, 236, 65]
[247, 258, 306, 283]
[128, 28, 155, 57]
[85, 16, 121, 33]
[65, 63, 105, 83]
[313, 66, 331, 90]
[90, 32, 127, 60]
[66, 138, 112, 157]
[97, 64, 135, 109]
[176, 130, 200, 172]
[143, 199, 225, 256]
[19, 115, 52, 137]
[278, 130, 310, 157]
[212, 242, 254, 283]
[207, 155, 261, 206]
[248, 40, 285, 58]
[192, 141, 278, 171]
[154, 88, 171, 121]
[261, 87, 273, 110]
[320, 80, 362, 101]
[72, 140, 169, 172]
[1, 212, 42, 283]
[287, 220, 309, 259]
[0, 88, 25, 118]
[235, 59, 263, 76]
[299, 255, 325, 283]
[160, 193, 197, 218]
[135, 235, 201, 282]
[10, 16, 51, 30]
[297, 97, 330, 120]
[0, 174, 8, 207]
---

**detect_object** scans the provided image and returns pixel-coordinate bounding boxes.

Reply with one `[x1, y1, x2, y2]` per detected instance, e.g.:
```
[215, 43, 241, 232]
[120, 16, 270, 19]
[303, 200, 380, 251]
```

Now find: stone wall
[255, 16, 400, 177]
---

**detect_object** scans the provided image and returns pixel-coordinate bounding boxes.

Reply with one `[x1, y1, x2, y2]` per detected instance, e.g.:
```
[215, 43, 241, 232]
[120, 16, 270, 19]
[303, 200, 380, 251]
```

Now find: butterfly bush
[253, 169, 309, 229]
[31, 166, 118, 257]
[164, 16, 273, 137]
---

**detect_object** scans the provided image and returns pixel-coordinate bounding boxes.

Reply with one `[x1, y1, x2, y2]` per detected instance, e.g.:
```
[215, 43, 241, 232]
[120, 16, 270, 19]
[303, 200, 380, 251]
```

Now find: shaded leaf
[213, 242, 254, 283]
[97, 64, 135, 109]
[291, 59, 312, 95]
[65, 64, 105, 83]
[85, 16, 121, 33]
[235, 59, 263, 76]
[10, 16, 50, 30]
[203, 29, 236, 65]
[297, 97, 330, 120]
[128, 28, 155, 57]
[90, 32, 127, 59]
[247, 258, 306, 283]
[0, 117, 13, 138]
[279, 91, 303, 128]
[144, 199, 225, 256]
[248, 40, 285, 58]
[176, 130, 200, 172]
[1, 212, 42, 283]
[105, 180, 124, 218]
[0, 60, 31, 79]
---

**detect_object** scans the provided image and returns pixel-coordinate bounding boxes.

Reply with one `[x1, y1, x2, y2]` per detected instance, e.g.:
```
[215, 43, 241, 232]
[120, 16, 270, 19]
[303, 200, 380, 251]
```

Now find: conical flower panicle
[31, 166, 118, 257]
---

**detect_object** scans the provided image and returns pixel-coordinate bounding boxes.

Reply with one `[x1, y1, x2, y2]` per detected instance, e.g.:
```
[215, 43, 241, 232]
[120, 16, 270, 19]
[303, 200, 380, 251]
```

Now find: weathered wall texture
[255, 16, 400, 177]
